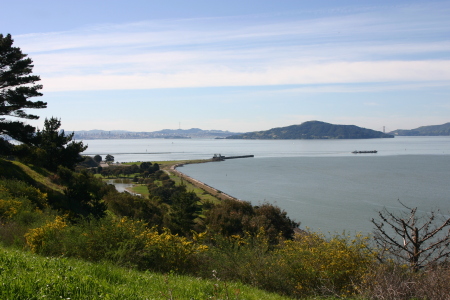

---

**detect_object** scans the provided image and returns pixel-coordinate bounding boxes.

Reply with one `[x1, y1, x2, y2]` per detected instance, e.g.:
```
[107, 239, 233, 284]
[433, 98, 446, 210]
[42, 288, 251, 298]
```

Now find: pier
[212, 154, 254, 161]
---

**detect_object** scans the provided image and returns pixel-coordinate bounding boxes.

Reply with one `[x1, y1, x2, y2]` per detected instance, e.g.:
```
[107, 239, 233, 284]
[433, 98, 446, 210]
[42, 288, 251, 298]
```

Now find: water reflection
[107, 179, 133, 193]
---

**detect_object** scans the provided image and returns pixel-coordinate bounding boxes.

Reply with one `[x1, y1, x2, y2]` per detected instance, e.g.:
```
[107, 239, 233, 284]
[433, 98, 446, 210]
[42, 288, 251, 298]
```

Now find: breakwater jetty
[170, 162, 241, 202]
[212, 154, 254, 161]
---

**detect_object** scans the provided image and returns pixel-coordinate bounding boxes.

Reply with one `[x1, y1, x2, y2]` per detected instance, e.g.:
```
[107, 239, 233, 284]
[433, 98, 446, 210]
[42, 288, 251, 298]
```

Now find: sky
[2, 0, 450, 133]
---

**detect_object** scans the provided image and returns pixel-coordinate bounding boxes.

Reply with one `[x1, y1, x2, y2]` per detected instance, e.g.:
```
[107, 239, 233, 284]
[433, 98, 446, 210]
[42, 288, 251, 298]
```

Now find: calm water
[84, 137, 450, 234]
[83, 136, 450, 162]
[181, 155, 450, 234]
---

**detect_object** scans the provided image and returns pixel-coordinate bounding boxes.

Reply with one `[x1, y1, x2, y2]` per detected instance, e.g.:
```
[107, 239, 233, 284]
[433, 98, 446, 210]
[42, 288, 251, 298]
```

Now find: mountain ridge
[71, 128, 241, 139]
[389, 122, 450, 136]
[226, 121, 394, 139]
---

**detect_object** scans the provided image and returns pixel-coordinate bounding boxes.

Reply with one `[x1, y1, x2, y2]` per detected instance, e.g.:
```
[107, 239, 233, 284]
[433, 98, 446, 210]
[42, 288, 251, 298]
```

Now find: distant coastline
[73, 128, 241, 140]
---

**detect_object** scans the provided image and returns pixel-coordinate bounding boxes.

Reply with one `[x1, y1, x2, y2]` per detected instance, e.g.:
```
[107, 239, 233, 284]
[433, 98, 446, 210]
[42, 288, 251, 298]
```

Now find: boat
[352, 150, 378, 154]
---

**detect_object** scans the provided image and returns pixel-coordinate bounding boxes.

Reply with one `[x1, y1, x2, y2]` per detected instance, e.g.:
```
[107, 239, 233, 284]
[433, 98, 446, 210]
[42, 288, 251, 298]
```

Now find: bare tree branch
[372, 202, 450, 271]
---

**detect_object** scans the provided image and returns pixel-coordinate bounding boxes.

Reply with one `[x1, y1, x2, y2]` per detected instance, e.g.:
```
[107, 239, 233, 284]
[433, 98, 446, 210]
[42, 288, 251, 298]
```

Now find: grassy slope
[0, 245, 291, 300]
[0, 159, 290, 299]
[0, 159, 64, 193]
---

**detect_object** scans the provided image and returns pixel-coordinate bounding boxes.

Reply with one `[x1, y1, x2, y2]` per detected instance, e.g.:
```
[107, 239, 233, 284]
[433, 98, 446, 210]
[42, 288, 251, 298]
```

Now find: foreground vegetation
[2, 157, 450, 299]
[0, 245, 290, 300]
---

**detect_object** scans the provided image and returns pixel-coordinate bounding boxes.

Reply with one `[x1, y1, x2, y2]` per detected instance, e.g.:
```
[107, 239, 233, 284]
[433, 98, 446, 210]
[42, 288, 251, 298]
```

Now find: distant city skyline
[2, 0, 450, 132]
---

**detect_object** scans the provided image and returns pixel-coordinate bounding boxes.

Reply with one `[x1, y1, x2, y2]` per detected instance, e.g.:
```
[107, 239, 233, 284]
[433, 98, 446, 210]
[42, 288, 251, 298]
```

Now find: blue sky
[2, 0, 450, 132]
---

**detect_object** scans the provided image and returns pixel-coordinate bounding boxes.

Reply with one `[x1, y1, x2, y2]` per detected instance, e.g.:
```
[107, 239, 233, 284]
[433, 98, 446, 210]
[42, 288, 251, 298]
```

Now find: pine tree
[0, 33, 46, 145]
[34, 117, 87, 171]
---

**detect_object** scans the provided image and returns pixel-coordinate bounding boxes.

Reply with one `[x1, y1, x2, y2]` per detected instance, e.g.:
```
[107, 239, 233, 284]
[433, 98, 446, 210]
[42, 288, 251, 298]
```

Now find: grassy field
[170, 174, 220, 204]
[128, 184, 150, 197]
[0, 245, 292, 300]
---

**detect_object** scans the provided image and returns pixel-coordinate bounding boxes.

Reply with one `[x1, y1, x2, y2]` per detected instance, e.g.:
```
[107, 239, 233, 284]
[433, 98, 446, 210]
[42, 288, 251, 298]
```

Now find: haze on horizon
[2, 0, 450, 133]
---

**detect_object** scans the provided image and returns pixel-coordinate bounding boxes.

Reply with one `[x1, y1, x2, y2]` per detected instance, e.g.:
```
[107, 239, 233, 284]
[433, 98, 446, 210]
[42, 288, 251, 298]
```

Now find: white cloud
[16, 1, 450, 93]
[40, 60, 450, 92]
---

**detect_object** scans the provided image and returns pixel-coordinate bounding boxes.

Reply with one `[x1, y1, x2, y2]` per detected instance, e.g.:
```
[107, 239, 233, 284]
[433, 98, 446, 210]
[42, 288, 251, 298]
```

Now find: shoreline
[168, 160, 241, 202]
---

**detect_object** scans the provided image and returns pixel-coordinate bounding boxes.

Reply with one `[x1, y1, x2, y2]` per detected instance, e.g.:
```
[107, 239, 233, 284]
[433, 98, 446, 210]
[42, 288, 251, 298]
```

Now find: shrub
[201, 230, 376, 298]
[0, 180, 54, 247]
[0, 181, 48, 227]
[274, 232, 375, 297]
[103, 191, 164, 227]
[136, 227, 208, 272]
[204, 199, 299, 244]
[198, 229, 282, 289]
[358, 263, 450, 300]
[0, 179, 48, 209]
[24, 215, 68, 255]
[24, 216, 208, 273]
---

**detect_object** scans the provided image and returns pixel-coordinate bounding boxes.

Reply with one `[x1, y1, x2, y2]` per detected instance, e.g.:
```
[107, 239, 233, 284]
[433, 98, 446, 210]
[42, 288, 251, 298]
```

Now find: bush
[0, 179, 48, 209]
[103, 191, 164, 227]
[199, 230, 375, 298]
[24, 215, 68, 255]
[198, 229, 289, 293]
[204, 199, 299, 244]
[0, 179, 55, 247]
[358, 263, 450, 300]
[0, 180, 48, 227]
[24, 216, 208, 273]
[274, 232, 375, 297]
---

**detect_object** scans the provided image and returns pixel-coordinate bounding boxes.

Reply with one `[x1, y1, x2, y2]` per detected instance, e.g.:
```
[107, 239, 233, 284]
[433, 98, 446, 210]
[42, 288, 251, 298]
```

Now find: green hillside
[390, 122, 450, 136]
[227, 121, 394, 139]
[0, 159, 64, 193]
[0, 245, 290, 300]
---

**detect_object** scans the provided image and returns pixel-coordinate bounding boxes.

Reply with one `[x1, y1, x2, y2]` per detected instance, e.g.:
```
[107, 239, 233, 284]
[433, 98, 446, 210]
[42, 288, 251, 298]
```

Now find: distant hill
[389, 123, 450, 136]
[72, 128, 241, 139]
[226, 121, 394, 139]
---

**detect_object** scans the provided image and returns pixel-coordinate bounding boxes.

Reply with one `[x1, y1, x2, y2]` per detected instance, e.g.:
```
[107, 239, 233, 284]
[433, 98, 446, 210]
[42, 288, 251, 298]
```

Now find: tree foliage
[140, 162, 159, 175]
[77, 156, 99, 168]
[167, 188, 202, 235]
[204, 199, 299, 244]
[103, 192, 164, 227]
[32, 117, 87, 171]
[146, 173, 201, 235]
[372, 202, 450, 271]
[56, 166, 109, 220]
[0, 33, 46, 144]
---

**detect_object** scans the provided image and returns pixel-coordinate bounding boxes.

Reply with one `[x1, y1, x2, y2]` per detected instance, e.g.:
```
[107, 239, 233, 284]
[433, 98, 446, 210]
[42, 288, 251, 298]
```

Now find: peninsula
[226, 121, 394, 139]
[389, 122, 450, 136]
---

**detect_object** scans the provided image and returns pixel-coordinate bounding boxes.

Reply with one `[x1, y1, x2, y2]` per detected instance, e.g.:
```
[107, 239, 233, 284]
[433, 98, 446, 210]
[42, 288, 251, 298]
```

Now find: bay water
[83, 136, 450, 234]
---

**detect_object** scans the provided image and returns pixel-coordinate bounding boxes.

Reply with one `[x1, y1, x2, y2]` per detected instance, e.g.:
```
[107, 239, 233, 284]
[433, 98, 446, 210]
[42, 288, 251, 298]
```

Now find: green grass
[0, 158, 64, 193]
[128, 184, 149, 197]
[0, 245, 291, 300]
[121, 159, 211, 169]
[170, 174, 220, 204]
